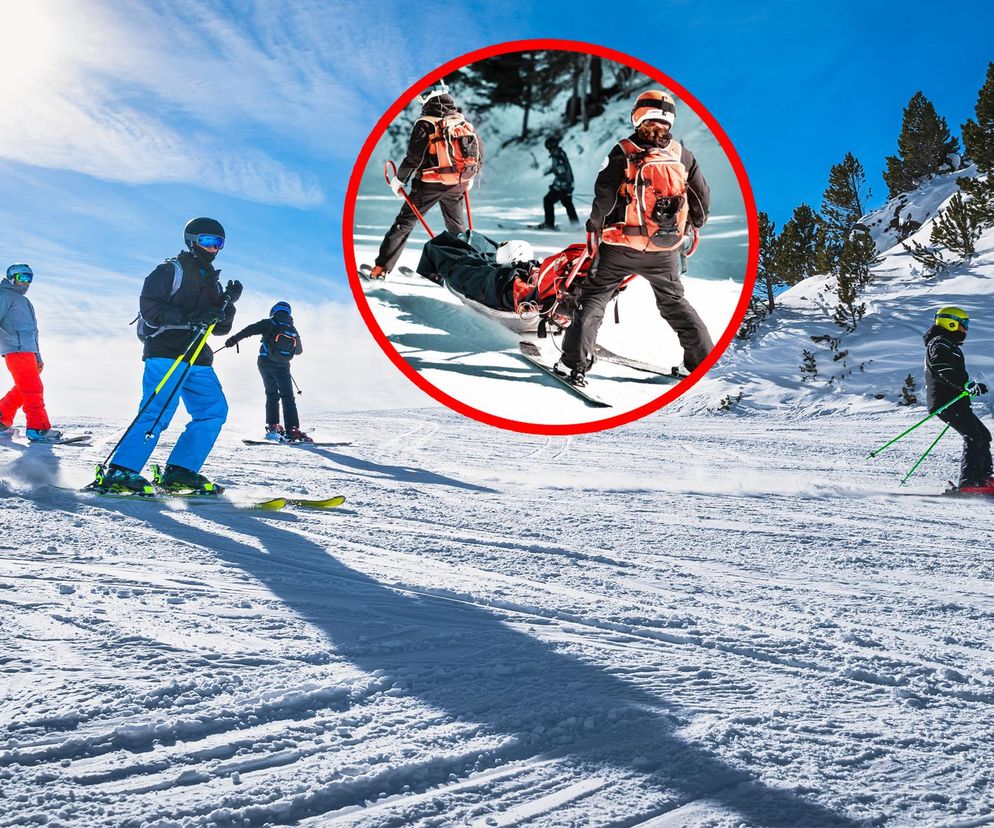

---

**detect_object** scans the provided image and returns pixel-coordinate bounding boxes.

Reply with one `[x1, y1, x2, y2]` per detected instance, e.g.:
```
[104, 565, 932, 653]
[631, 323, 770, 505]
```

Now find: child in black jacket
[226, 302, 310, 442]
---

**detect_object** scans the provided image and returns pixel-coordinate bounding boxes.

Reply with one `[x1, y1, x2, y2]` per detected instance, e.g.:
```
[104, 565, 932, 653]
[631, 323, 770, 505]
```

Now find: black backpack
[261, 319, 298, 362]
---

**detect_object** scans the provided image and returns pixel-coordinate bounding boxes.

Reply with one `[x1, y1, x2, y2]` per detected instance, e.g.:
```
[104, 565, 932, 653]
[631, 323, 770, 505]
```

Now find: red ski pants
[0, 352, 50, 430]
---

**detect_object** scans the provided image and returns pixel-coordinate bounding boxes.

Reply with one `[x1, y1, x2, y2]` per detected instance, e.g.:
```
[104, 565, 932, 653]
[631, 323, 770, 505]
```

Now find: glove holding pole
[384, 160, 435, 238]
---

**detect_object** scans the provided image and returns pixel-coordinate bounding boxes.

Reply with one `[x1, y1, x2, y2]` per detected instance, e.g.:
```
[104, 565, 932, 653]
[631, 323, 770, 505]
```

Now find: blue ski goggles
[192, 234, 225, 250]
[5, 264, 33, 284]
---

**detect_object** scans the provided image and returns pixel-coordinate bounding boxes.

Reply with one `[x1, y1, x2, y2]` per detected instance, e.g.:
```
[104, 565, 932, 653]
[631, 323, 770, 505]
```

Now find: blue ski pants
[112, 358, 228, 474]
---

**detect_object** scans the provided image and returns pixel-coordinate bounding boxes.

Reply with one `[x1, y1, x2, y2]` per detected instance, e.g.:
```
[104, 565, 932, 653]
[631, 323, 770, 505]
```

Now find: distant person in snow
[0, 264, 62, 443]
[225, 301, 311, 443]
[558, 90, 712, 387]
[537, 135, 579, 230]
[924, 306, 993, 493]
[366, 82, 482, 280]
[93, 217, 242, 495]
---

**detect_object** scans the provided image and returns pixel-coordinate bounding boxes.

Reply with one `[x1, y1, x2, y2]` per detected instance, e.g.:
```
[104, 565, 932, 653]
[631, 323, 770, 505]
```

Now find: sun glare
[0, 3, 62, 88]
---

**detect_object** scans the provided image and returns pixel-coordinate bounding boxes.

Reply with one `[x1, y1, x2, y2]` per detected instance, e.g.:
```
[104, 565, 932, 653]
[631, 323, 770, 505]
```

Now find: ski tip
[288, 495, 346, 509]
[256, 497, 288, 510]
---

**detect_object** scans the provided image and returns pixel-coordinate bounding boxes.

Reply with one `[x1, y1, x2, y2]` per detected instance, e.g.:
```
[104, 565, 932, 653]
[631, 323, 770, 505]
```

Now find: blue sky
[0, 0, 991, 304]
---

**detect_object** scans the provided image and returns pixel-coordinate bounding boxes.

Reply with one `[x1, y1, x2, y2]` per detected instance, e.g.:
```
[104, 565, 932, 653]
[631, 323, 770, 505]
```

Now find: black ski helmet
[544, 135, 560, 150]
[184, 217, 225, 251]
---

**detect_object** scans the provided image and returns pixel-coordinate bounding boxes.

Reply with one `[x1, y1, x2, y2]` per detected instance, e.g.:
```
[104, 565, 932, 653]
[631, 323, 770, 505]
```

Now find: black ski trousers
[561, 243, 714, 372]
[543, 187, 578, 226]
[375, 180, 467, 272]
[258, 358, 299, 430]
[938, 403, 993, 486]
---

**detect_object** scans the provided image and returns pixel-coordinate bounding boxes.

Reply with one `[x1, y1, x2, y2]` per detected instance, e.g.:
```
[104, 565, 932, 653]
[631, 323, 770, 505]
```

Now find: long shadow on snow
[372, 290, 517, 350]
[61, 492, 860, 827]
[306, 447, 496, 493]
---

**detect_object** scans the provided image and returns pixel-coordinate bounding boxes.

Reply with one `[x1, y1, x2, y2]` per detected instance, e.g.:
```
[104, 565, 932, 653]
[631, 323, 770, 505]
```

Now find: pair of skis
[79, 486, 346, 512]
[242, 439, 353, 448]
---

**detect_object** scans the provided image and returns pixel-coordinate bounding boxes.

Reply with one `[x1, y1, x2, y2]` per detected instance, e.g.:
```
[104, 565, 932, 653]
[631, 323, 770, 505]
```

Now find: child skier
[225, 302, 310, 443]
[94, 218, 242, 494]
[0, 264, 62, 443]
[538, 135, 579, 230]
[924, 306, 993, 493]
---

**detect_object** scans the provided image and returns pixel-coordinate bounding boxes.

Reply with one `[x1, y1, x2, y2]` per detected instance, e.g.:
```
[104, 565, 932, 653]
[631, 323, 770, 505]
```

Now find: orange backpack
[418, 114, 482, 186]
[601, 138, 689, 252]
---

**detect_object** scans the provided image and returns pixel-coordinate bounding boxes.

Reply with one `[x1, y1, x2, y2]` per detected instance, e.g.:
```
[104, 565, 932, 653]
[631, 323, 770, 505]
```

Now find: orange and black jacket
[587, 132, 710, 234]
[397, 96, 462, 184]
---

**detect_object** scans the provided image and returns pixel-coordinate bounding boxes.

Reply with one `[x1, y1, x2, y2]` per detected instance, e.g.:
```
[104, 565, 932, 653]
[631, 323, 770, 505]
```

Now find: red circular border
[343, 38, 757, 436]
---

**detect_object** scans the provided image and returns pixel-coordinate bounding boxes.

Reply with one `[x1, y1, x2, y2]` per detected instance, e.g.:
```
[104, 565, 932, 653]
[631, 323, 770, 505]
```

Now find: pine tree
[822, 153, 869, 238]
[961, 62, 994, 173]
[800, 350, 818, 381]
[883, 92, 960, 198]
[959, 62, 994, 233]
[832, 230, 875, 331]
[931, 192, 983, 260]
[757, 211, 778, 312]
[776, 204, 823, 284]
[900, 374, 918, 406]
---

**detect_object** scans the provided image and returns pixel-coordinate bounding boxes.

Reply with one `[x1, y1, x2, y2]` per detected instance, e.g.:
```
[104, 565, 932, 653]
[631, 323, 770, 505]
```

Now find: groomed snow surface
[3, 408, 994, 826]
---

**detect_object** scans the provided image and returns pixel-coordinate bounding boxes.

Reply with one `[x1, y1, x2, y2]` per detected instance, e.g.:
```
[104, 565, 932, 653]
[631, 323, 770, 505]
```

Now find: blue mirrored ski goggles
[192, 234, 225, 250]
[6, 265, 33, 284]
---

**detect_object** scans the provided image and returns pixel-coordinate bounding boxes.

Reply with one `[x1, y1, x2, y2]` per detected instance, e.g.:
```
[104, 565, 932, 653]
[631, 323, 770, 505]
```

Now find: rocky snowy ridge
[689, 167, 994, 418]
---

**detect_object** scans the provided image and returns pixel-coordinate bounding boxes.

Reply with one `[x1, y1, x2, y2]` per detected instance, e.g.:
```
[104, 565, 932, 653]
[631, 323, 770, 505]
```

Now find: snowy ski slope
[3, 408, 994, 826]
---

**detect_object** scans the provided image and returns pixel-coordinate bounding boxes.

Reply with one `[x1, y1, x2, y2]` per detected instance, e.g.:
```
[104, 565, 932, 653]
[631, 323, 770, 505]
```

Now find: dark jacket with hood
[397, 95, 475, 184]
[227, 310, 303, 363]
[924, 326, 970, 412]
[139, 249, 235, 366]
[587, 131, 710, 234]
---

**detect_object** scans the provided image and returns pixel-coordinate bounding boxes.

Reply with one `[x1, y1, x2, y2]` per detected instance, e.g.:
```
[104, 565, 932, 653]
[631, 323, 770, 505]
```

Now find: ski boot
[553, 360, 588, 388]
[152, 463, 224, 495]
[26, 428, 63, 443]
[265, 424, 285, 442]
[365, 265, 387, 281]
[956, 478, 994, 496]
[286, 426, 314, 444]
[89, 464, 155, 495]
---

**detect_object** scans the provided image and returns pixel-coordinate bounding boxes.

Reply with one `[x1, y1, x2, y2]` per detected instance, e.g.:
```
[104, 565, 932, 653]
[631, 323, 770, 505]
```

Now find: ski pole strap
[867, 390, 969, 458]
[900, 424, 950, 485]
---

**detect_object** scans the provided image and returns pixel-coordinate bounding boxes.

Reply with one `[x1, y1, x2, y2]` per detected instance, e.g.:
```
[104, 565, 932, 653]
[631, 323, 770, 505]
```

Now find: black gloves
[967, 380, 988, 397]
[223, 279, 243, 304]
[224, 336, 239, 348]
[191, 307, 220, 326]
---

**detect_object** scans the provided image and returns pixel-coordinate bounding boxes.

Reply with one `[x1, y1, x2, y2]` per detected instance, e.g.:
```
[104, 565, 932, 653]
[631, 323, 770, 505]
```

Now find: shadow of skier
[306, 447, 497, 493]
[57, 493, 860, 827]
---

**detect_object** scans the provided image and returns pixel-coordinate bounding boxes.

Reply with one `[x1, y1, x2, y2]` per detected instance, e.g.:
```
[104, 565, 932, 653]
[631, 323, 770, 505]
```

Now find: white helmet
[417, 79, 451, 105]
[496, 239, 534, 265]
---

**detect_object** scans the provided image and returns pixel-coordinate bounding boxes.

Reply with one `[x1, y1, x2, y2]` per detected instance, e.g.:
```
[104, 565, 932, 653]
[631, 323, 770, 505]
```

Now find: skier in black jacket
[924, 306, 992, 492]
[226, 302, 310, 443]
[538, 135, 579, 230]
[559, 90, 712, 387]
[97, 217, 242, 494]
[366, 83, 482, 280]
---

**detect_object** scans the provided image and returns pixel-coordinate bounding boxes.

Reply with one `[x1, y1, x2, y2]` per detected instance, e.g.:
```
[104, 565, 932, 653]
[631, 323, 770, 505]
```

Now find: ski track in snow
[3, 408, 994, 826]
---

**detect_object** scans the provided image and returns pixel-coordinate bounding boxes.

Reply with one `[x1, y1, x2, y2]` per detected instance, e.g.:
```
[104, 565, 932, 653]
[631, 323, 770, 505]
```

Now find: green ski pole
[868, 390, 969, 458]
[900, 424, 950, 485]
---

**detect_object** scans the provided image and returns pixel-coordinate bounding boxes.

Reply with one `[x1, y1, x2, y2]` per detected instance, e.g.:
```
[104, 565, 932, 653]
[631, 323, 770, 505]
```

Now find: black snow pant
[938, 403, 993, 486]
[375, 180, 467, 272]
[543, 187, 578, 227]
[561, 243, 714, 372]
[258, 358, 299, 430]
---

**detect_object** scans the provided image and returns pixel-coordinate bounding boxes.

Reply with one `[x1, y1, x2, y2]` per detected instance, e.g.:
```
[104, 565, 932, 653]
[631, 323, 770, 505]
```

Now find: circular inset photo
[345, 40, 756, 434]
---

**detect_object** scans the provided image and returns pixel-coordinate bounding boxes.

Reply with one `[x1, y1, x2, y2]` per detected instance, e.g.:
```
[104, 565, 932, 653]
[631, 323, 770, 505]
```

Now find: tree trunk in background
[580, 55, 590, 132]
[590, 57, 603, 103]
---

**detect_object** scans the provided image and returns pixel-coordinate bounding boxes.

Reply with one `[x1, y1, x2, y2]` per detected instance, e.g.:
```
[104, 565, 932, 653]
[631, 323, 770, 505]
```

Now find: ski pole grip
[384, 160, 398, 185]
